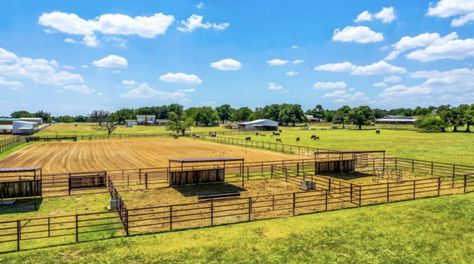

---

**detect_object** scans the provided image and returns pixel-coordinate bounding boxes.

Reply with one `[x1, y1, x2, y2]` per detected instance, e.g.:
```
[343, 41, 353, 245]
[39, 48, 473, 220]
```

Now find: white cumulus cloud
[159, 72, 202, 85]
[38, 11, 175, 47]
[313, 81, 347, 89]
[210, 58, 241, 71]
[266, 59, 289, 66]
[267, 82, 283, 91]
[177, 14, 229, 32]
[332, 26, 383, 44]
[314, 60, 406, 75]
[120, 82, 188, 100]
[0, 77, 23, 90]
[92, 55, 128, 69]
[286, 71, 298, 76]
[428, 0, 474, 27]
[355, 7, 396, 23]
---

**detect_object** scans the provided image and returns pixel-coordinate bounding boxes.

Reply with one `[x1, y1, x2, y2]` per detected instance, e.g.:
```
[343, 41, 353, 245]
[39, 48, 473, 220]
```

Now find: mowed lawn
[222, 129, 474, 165]
[36, 123, 224, 137]
[1, 192, 473, 263]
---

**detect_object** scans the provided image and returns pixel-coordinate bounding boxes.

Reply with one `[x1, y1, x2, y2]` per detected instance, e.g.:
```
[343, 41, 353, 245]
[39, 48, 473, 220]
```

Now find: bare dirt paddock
[0, 138, 302, 173]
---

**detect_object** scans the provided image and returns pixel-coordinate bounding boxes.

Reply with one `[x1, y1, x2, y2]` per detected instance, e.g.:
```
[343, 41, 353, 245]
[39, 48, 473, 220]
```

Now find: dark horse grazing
[273, 132, 280, 136]
[296, 137, 300, 142]
[245, 137, 251, 141]
[276, 138, 282, 143]
[376, 130, 381, 134]
[311, 135, 320, 140]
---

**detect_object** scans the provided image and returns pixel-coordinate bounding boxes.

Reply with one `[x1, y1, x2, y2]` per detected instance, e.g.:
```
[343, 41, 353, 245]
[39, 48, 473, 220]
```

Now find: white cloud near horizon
[159, 72, 202, 85]
[119, 82, 188, 100]
[313, 81, 347, 90]
[267, 82, 283, 91]
[428, 0, 474, 27]
[0, 47, 95, 94]
[92, 55, 128, 68]
[210, 58, 241, 71]
[177, 14, 229, 32]
[38, 11, 175, 47]
[332, 26, 384, 44]
[314, 60, 406, 75]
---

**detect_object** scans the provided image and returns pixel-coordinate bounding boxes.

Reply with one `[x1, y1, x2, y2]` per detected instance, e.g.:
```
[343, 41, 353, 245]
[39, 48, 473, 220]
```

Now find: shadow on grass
[172, 182, 245, 197]
[0, 198, 43, 215]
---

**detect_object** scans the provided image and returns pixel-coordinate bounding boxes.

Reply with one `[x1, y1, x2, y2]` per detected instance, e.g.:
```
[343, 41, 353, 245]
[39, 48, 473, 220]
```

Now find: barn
[12, 121, 36, 135]
[375, 115, 416, 124]
[136, 115, 156, 125]
[238, 119, 278, 131]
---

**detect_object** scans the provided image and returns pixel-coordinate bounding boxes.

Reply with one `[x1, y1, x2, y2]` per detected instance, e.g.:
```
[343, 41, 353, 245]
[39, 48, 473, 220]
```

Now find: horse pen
[0, 135, 473, 253]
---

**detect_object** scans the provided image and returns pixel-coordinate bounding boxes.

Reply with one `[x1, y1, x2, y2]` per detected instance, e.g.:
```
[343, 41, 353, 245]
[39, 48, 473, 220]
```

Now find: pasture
[36, 123, 224, 137]
[221, 129, 474, 165]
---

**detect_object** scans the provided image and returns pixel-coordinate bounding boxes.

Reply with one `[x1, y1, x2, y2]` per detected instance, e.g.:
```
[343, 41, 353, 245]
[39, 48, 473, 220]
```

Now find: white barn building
[136, 115, 156, 125]
[12, 121, 36, 135]
[238, 119, 278, 131]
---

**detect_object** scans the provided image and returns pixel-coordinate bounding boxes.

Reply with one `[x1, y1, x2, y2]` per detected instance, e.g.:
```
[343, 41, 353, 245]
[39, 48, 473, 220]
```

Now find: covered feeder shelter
[168, 158, 244, 186]
[0, 167, 43, 208]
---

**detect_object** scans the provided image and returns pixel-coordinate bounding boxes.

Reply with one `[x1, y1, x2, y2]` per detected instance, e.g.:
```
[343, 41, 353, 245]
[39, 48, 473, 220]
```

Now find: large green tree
[334, 105, 351, 128]
[215, 104, 234, 123]
[233, 107, 253, 122]
[349, 106, 375, 130]
[166, 112, 193, 135]
[415, 116, 447, 132]
[279, 104, 306, 126]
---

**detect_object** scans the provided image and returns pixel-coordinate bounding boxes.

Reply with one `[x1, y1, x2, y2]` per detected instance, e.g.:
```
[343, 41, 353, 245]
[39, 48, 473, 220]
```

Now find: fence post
[325, 190, 328, 211]
[248, 197, 252, 222]
[413, 180, 416, 199]
[48, 217, 51, 237]
[386, 182, 390, 203]
[210, 202, 214, 226]
[68, 173, 72, 195]
[452, 164, 455, 188]
[464, 175, 468, 193]
[350, 184, 353, 203]
[75, 214, 79, 243]
[292, 192, 296, 216]
[431, 162, 434, 176]
[358, 186, 362, 207]
[438, 177, 441, 196]
[169, 206, 173, 231]
[16, 220, 21, 251]
[412, 159, 415, 173]
[272, 194, 275, 211]
[145, 172, 148, 189]
[124, 209, 129, 236]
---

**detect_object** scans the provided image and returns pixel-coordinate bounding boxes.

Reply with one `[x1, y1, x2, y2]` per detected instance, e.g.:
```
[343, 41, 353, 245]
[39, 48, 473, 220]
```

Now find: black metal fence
[0, 137, 25, 155]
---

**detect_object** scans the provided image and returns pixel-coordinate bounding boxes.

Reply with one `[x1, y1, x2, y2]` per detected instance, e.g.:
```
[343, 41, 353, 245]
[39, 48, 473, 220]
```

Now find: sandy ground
[0, 138, 303, 173]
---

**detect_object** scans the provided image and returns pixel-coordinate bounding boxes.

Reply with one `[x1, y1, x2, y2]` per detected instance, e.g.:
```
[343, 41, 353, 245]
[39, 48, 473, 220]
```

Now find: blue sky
[0, 0, 474, 115]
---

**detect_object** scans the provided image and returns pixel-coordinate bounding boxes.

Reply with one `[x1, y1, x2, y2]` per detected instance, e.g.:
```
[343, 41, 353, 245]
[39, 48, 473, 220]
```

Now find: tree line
[4, 103, 474, 132]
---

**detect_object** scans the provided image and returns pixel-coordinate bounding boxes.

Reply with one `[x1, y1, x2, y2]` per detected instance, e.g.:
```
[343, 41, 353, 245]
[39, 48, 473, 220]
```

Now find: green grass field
[36, 123, 226, 137]
[221, 129, 474, 165]
[1, 192, 473, 263]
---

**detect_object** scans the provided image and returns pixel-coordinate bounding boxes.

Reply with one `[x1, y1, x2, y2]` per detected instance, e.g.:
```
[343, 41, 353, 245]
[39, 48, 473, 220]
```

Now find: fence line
[0, 173, 473, 253]
[0, 137, 25, 155]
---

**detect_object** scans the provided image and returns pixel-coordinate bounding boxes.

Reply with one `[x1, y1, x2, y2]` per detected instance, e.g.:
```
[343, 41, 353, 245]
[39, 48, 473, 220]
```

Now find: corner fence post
[145, 172, 148, 189]
[16, 220, 21, 251]
[125, 209, 129, 236]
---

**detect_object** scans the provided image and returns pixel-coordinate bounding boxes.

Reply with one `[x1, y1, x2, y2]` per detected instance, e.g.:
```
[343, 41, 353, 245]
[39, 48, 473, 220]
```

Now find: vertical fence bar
[16, 220, 21, 251]
[169, 206, 173, 231]
[386, 182, 390, 203]
[437, 177, 441, 196]
[145, 173, 148, 189]
[292, 193, 296, 216]
[75, 214, 79, 243]
[464, 175, 467, 193]
[124, 209, 129, 236]
[452, 164, 455, 188]
[48, 217, 51, 237]
[413, 180, 416, 199]
[325, 189, 328, 211]
[358, 186, 362, 207]
[248, 197, 252, 222]
[210, 202, 214, 227]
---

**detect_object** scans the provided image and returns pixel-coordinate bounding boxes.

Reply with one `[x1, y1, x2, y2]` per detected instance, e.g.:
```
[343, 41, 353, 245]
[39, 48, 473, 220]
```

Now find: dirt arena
[0, 138, 303, 173]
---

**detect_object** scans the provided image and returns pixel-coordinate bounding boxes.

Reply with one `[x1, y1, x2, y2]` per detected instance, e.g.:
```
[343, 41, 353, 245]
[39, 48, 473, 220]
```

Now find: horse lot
[0, 137, 302, 173]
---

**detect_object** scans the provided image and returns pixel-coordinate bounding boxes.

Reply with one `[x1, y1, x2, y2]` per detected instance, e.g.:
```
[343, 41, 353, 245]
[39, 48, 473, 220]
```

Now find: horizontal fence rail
[0, 137, 25, 155]
[0, 173, 473, 253]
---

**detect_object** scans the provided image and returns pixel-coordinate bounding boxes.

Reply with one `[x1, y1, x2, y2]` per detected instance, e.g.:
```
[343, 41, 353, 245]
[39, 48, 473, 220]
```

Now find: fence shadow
[0, 198, 43, 215]
[172, 182, 245, 197]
